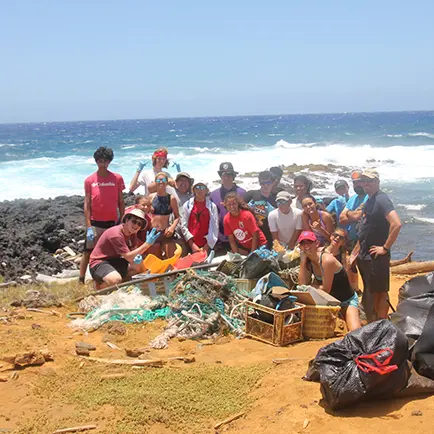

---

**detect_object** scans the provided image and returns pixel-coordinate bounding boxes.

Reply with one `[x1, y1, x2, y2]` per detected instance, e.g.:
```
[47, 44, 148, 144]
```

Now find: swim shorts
[90, 258, 129, 283]
[340, 292, 359, 308]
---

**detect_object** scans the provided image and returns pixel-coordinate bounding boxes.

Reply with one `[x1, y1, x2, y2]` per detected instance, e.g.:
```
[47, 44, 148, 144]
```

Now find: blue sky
[1, 1, 434, 122]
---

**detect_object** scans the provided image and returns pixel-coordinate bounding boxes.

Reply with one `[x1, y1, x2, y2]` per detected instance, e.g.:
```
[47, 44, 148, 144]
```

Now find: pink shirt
[84, 171, 125, 222]
[89, 225, 139, 268]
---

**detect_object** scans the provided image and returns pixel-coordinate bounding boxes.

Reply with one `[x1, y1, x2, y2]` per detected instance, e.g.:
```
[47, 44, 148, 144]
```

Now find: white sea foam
[398, 204, 427, 211]
[385, 134, 403, 138]
[408, 132, 434, 139]
[121, 144, 137, 149]
[3, 140, 434, 201]
[415, 217, 434, 224]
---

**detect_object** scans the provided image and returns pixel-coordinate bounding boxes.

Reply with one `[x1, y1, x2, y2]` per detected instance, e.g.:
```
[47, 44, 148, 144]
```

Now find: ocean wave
[385, 134, 403, 138]
[414, 217, 434, 224]
[398, 204, 427, 211]
[268, 133, 284, 137]
[121, 144, 137, 149]
[408, 132, 434, 139]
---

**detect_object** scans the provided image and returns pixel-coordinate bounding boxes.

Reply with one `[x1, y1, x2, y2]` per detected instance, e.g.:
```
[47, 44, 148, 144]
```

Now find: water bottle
[133, 254, 143, 264]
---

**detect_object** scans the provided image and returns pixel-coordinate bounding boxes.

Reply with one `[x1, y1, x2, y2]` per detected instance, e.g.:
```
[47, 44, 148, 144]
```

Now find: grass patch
[0, 281, 91, 309]
[18, 360, 268, 433]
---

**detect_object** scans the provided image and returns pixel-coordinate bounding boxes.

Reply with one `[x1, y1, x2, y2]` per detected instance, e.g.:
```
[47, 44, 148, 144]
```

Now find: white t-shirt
[137, 169, 178, 199]
[268, 207, 303, 244]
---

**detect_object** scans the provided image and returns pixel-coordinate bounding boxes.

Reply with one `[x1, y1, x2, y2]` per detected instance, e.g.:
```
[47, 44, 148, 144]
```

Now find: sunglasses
[331, 232, 346, 241]
[128, 217, 143, 226]
[276, 200, 289, 205]
[156, 177, 167, 183]
[220, 171, 234, 176]
[299, 240, 314, 245]
[194, 185, 207, 190]
[362, 178, 376, 183]
[260, 180, 273, 186]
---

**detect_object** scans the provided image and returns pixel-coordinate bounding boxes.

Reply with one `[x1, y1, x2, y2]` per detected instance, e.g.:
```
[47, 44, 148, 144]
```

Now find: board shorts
[340, 292, 359, 308]
[89, 258, 129, 283]
[357, 255, 390, 293]
[84, 220, 116, 251]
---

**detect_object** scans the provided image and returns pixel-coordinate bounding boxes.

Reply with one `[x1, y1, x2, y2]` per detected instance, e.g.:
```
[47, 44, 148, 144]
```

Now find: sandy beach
[0, 273, 432, 433]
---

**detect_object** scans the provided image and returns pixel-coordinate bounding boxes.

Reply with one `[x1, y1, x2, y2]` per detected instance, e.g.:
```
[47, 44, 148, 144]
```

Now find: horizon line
[0, 108, 433, 126]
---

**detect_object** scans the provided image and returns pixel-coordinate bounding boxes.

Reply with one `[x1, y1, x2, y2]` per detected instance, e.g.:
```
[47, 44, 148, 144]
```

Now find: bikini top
[308, 251, 354, 302]
[151, 194, 172, 216]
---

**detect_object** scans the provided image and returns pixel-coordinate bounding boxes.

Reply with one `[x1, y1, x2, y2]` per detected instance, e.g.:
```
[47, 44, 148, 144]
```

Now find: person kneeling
[298, 231, 361, 332]
[89, 209, 160, 289]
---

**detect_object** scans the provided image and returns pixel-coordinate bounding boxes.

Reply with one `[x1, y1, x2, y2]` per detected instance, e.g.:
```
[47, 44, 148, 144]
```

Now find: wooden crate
[303, 305, 341, 339]
[245, 301, 305, 346]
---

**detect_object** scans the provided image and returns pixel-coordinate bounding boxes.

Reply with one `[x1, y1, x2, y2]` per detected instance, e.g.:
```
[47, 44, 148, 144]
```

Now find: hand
[203, 243, 210, 253]
[191, 243, 201, 253]
[137, 161, 147, 172]
[164, 227, 174, 238]
[168, 178, 176, 187]
[369, 245, 387, 258]
[86, 227, 95, 242]
[310, 221, 321, 231]
[146, 228, 161, 245]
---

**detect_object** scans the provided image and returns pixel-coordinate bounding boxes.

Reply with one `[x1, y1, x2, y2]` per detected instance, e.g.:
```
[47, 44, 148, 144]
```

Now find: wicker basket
[303, 305, 341, 339]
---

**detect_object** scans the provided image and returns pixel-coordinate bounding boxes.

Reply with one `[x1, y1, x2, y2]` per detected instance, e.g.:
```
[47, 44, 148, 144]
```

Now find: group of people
[79, 146, 402, 331]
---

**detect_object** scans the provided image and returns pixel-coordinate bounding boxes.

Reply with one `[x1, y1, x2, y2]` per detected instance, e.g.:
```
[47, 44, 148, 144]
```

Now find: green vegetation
[17, 361, 267, 433]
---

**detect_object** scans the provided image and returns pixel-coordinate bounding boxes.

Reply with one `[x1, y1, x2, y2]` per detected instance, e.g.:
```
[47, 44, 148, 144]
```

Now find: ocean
[1, 111, 434, 260]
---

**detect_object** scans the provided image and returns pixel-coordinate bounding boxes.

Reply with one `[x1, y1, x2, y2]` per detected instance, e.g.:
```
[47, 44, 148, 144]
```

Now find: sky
[1, 1, 434, 122]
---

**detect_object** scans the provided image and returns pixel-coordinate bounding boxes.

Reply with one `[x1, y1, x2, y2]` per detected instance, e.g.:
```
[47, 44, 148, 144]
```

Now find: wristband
[383, 246, 390, 253]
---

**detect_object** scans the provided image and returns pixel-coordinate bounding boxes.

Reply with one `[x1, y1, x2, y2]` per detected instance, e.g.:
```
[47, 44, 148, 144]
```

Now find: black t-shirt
[358, 190, 394, 259]
[244, 190, 276, 248]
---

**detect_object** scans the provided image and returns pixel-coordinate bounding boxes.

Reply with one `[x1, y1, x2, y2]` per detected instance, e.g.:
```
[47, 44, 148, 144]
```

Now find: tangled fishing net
[70, 270, 249, 348]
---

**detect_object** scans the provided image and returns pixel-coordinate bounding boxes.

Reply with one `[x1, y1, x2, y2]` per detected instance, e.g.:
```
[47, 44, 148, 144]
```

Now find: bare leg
[343, 306, 362, 331]
[79, 251, 91, 282]
[99, 271, 123, 289]
[374, 292, 389, 319]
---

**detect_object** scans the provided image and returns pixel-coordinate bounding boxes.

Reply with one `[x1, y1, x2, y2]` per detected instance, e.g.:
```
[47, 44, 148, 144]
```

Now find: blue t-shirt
[326, 195, 347, 222]
[344, 193, 368, 241]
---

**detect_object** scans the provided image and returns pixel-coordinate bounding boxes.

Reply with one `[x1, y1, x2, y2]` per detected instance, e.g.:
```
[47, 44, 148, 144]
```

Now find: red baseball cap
[297, 231, 317, 243]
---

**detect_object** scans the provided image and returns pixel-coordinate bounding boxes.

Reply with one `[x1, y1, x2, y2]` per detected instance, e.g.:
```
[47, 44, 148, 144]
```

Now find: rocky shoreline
[0, 164, 353, 282]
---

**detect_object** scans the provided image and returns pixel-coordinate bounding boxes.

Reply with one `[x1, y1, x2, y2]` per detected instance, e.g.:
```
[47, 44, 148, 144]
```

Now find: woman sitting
[298, 230, 361, 331]
[301, 194, 334, 246]
[149, 172, 180, 258]
[181, 181, 219, 253]
[223, 192, 267, 255]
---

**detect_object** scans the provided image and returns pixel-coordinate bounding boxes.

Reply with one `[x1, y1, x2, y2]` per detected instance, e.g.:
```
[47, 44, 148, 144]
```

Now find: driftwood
[390, 251, 413, 267]
[53, 424, 97, 434]
[79, 356, 165, 367]
[214, 411, 246, 430]
[100, 373, 127, 381]
[391, 261, 434, 275]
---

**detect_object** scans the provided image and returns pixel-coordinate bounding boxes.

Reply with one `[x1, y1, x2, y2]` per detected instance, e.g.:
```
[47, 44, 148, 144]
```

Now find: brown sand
[0, 274, 433, 433]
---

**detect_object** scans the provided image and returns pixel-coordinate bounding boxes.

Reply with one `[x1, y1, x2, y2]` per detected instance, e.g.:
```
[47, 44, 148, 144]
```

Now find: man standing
[268, 191, 303, 249]
[244, 171, 276, 249]
[327, 180, 350, 224]
[339, 171, 368, 296]
[175, 172, 193, 207]
[79, 147, 125, 284]
[209, 162, 246, 250]
[357, 169, 402, 321]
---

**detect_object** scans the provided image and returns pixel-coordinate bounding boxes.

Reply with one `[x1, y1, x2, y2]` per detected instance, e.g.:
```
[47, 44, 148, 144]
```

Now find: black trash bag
[390, 293, 434, 343]
[252, 295, 297, 324]
[304, 320, 410, 410]
[413, 303, 434, 380]
[398, 272, 434, 303]
[396, 363, 434, 398]
[238, 251, 280, 279]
